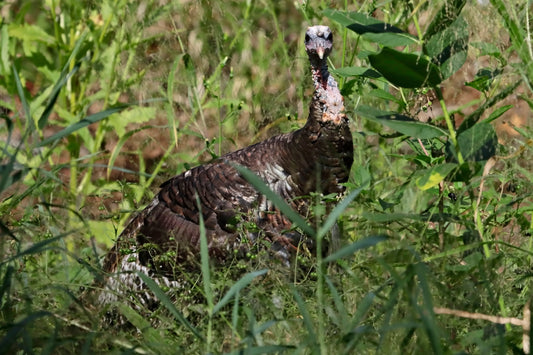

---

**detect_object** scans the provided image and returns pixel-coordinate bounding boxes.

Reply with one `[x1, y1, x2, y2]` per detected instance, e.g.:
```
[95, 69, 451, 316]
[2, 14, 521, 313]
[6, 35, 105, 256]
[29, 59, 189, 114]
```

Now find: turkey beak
[317, 46, 325, 60]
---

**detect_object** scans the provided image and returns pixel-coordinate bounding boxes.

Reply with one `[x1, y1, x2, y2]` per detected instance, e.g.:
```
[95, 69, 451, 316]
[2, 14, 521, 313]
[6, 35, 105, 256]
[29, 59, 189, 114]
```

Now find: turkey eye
[326, 32, 333, 41]
[305, 34, 310, 42]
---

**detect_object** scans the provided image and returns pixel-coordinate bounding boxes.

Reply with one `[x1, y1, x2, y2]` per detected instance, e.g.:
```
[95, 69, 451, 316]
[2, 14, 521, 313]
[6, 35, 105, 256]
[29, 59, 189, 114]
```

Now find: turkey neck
[306, 57, 346, 127]
[286, 55, 351, 196]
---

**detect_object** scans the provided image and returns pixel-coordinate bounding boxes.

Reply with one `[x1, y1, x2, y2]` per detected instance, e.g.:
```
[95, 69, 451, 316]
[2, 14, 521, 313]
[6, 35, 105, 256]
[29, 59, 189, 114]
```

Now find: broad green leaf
[424, 0, 467, 39]
[332, 66, 381, 78]
[368, 47, 442, 88]
[212, 269, 268, 315]
[362, 32, 419, 47]
[323, 235, 387, 263]
[416, 163, 457, 190]
[356, 105, 447, 139]
[455, 122, 497, 162]
[424, 16, 468, 79]
[324, 9, 417, 46]
[323, 9, 404, 35]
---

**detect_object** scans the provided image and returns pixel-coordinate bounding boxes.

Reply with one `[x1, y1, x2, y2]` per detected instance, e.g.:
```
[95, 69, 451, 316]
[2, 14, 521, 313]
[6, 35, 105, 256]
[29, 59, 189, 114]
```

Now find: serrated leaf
[368, 47, 443, 88]
[356, 105, 447, 139]
[416, 163, 457, 190]
[8, 23, 55, 45]
[109, 106, 156, 137]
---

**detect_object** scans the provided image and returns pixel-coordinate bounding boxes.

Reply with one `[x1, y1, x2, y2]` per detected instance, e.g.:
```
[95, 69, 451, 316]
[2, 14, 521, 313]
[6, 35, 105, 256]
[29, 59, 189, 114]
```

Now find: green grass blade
[317, 187, 363, 239]
[37, 31, 87, 130]
[348, 291, 376, 330]
[136, 271, 204, 341]
[0, 220, 18, 241]
[195, 193, 213, 309]
[413, 263, 443, 355]
[325, 274, 348, 328]
[1, 235, 64, 265]
[12, 64, 32, 133]
[0, 265, 14, 306]
[233, 164, 315, 237]
[225, 345, 295, 354]
[212, 269, 268, 315]
[323, 235, 387, 263]
[490, 0, 533, 85]
[106, 125, 155, 179]
[37, 63, 79, 131]
[37, 105, 130, 147]
[0, 310, 51, 350]
[291, 286, 317, 346]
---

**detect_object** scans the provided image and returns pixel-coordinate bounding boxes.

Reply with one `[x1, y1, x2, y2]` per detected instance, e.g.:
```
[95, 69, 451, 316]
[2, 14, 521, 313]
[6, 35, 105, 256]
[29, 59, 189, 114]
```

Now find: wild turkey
[98, 25, 353, 307]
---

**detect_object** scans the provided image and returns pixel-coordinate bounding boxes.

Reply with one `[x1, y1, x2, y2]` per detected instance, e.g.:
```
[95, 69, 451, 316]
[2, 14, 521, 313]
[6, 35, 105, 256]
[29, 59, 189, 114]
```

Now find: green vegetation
[1, 0, 532, 353]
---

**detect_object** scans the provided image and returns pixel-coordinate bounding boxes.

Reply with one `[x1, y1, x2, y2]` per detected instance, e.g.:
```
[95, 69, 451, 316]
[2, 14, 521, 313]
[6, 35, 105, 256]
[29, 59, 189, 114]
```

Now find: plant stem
[434, 87, 464, 165]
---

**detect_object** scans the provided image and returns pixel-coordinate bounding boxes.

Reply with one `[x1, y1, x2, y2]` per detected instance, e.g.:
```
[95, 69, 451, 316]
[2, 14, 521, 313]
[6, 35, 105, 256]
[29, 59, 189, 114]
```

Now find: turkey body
[98, 25, 353, 307]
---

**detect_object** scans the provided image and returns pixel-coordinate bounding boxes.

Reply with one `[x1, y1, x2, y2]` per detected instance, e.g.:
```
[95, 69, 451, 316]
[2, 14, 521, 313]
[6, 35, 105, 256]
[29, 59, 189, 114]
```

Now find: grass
[1, 0, 532, 353]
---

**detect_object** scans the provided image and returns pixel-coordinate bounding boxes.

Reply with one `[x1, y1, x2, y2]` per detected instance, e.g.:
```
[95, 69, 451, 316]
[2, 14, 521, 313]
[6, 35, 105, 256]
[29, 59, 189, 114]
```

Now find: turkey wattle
[98, 25, 353, 306]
